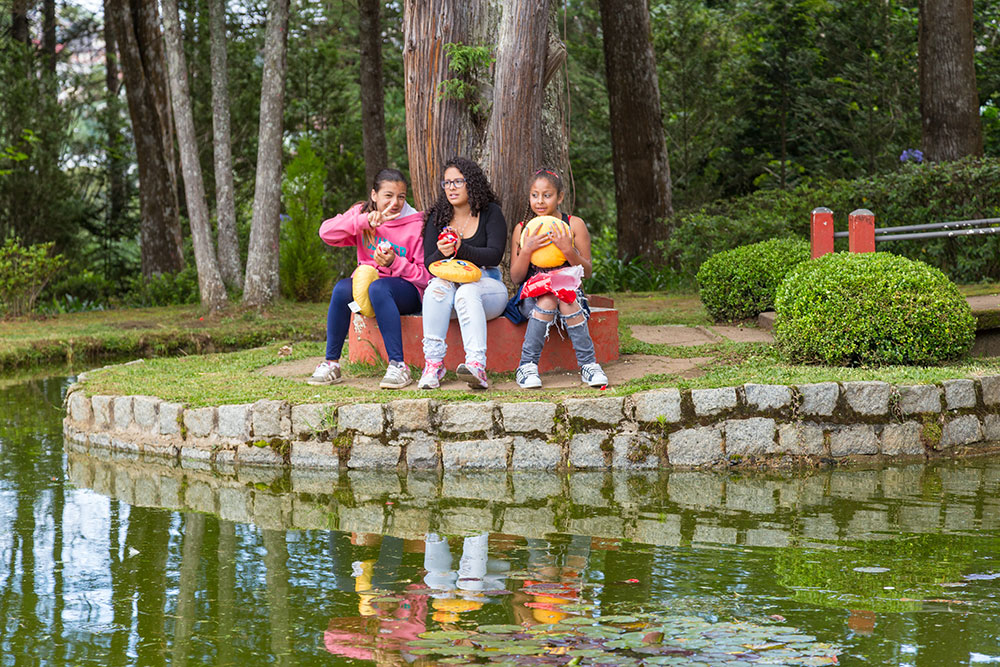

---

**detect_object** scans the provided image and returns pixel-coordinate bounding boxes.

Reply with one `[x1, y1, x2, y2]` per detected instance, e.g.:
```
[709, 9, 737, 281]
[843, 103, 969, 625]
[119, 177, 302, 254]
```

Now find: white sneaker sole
[307, 374, 343, 386]
[456, 364, 488, 389]
[380, 376, 412, 390]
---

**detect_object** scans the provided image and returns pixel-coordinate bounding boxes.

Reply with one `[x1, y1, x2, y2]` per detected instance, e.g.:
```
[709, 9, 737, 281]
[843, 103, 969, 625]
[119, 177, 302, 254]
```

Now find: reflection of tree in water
[775, 533, 991, 613]
[0, 377, 68, 662]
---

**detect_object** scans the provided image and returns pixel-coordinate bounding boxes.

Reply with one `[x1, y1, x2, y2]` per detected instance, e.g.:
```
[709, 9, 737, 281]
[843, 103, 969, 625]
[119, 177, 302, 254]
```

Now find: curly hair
[424, 156, 499, 233]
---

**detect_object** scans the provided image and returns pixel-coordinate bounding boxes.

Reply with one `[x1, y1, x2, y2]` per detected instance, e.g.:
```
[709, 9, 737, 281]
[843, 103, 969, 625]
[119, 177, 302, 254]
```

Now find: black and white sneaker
[516, 362, 542, 389]
[580, 363, 608, 388]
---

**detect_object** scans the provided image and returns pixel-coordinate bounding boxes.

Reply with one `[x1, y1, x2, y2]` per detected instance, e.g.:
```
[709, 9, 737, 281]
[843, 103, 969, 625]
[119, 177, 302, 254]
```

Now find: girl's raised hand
[368, 202, 400, 229]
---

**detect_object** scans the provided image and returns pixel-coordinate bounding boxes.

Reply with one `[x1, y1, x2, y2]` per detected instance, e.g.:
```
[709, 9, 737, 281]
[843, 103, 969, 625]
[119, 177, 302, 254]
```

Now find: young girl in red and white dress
[508, 167, 608, 389]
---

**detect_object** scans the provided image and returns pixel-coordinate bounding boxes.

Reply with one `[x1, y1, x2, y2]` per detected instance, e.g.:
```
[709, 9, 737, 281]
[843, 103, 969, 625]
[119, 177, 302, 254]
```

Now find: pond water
[5, 377, 1000, 665]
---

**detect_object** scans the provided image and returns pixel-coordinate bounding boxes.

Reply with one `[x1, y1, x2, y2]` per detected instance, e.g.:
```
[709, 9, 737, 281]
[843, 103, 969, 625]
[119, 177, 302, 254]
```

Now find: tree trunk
[161, 0, 227, 310]
[402, 0, 561, 231]
[358, 0, 388, 187]
[919, 0, 983, 161]
[110, 0, 185, 277]
[207, 0, 242, 290]
[243, 0, 290, 307]
[598, 0, 673, 263]
[42, 0, 56, 75]
[103, 0, 127, 240]
[11, 0, 30, 44]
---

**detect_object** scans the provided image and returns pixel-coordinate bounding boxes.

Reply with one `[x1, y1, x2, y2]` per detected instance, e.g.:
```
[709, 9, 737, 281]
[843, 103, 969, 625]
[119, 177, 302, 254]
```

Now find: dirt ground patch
[262, 354, 712, 393]
[631, 324, 773, 346]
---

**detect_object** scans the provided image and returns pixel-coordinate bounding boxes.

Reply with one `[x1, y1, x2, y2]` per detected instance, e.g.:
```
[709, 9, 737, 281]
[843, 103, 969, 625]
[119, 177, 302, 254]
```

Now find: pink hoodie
[318, 202, 432, 295]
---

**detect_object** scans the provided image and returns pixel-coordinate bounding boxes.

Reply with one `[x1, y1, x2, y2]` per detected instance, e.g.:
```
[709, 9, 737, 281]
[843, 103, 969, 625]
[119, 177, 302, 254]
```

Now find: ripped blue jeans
[518, 294, 596, 368]
[421, 267, 508, 367]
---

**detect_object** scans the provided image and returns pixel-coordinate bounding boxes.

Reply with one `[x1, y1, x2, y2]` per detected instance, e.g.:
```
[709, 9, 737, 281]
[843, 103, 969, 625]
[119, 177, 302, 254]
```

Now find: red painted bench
[347, 295, 619, 373]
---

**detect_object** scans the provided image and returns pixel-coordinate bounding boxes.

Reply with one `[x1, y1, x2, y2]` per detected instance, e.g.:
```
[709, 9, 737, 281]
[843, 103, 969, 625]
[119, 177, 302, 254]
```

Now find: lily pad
[477, 624, 526, 634]
[561, 616, 599, 626]
[418, 630, 473, 640]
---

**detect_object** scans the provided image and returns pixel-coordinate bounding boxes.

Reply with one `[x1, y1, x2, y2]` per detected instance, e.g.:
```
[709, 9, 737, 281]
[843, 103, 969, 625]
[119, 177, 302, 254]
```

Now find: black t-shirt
[423, 201, 508, 268]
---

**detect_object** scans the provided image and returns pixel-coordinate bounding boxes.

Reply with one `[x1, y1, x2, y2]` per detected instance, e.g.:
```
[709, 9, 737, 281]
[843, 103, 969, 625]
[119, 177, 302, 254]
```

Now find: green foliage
[438, 42, 495, 117]
[585, 225, 674, 292]
[651, 0, 744, 207]
[697, 238, 810, 321]
[281, 138, 331, 302]
[667, 158, 1000, 284]
[0, 238, 68, 318]
[774, 252, 976, 365]
[122, 266, 201, 308]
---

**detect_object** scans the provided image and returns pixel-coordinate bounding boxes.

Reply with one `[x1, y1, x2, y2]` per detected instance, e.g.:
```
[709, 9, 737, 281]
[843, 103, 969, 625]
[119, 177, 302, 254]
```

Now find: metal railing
[811, 207, 1000, 258]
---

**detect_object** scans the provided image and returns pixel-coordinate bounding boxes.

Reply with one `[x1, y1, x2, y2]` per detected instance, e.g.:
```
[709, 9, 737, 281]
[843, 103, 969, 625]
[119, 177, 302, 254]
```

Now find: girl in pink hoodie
[309, 169, 431, 389]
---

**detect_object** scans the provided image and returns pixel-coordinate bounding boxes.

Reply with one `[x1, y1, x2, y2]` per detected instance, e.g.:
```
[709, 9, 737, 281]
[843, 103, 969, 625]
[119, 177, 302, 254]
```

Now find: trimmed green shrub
[696, 238, 810, 322]
[665, 158, 1000, 284]
[774, 252, 975, 365]
[0, 237, 67, 318]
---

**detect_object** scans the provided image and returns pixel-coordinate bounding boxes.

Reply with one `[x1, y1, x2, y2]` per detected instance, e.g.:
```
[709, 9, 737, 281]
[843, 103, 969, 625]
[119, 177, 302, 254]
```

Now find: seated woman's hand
[436, 236, 461, 257]
[373, 245, 396, 267]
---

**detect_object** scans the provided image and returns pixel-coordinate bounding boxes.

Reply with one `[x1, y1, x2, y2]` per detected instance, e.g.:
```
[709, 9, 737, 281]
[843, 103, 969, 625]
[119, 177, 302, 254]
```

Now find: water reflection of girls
[324, 533, 429, 664]
[423, 532, 510, 623]
[511, 535, 592, 626]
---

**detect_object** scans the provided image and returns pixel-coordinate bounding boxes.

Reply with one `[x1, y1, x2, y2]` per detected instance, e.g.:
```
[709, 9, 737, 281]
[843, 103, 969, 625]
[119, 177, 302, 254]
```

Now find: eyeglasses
[441, 179, 467, 190]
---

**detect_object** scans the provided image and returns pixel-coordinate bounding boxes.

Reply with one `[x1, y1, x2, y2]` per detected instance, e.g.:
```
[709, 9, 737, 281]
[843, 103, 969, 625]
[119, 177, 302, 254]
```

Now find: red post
[848, 208, 876, 253]
[810, 207, 834, 258]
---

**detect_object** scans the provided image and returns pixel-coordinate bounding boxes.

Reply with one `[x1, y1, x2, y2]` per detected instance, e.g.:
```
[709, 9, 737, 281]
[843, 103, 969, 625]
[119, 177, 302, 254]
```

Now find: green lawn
[6, 287, 1000, 405]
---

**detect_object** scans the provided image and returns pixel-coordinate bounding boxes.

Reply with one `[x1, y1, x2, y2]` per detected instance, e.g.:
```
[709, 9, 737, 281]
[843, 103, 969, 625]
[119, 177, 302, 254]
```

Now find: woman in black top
[418, 157, 508, 390]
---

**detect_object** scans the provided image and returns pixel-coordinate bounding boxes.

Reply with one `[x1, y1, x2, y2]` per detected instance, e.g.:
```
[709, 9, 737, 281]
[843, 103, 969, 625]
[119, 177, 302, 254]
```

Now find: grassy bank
[77, 339, 1000, 407]
[0, 302, 328, 372]
[0, 291, 711, 373]
[8, 287, 1000, 405]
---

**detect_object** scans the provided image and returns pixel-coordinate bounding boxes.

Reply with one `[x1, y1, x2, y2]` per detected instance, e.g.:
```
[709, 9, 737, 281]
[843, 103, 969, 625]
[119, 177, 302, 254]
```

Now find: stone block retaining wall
[63, 376, 1000, 470]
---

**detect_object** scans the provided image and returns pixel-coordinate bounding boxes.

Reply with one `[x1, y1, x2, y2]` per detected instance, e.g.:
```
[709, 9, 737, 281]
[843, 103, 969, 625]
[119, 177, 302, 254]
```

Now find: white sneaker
[380, 362, 412, 389]
[580, 363, 608, 388]
[516, 362, 542, 389]
[308, 360, 342, 385]
[418, 360, 446, 389]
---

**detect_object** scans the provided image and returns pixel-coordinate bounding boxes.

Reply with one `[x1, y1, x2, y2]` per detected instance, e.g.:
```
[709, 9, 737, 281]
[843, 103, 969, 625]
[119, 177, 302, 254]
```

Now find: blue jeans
[421, 268, 508, 367]
[325, 276, 421, 363]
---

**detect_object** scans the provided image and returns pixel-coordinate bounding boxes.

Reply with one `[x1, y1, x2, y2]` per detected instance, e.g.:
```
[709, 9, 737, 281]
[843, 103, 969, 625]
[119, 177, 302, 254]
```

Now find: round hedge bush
[774, 252, 976, 365]
[696, 237, 811, 322]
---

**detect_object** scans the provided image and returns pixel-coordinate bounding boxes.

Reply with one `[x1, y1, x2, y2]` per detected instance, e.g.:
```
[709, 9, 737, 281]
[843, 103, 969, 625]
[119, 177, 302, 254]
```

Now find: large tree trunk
[110, 0, 185, 277]
[42, 0, 56, 75]
[403, 0, 561, 232]
[358, 0, 388, 187]
[11, 0, 30, 44]
[103, 0, 127, 238]
[207, 0, 242, 290]
[919, 0, 983, 161]
[243, 0, 290, 307]
[599, 0, 673, 263]
[161, 0, 227, 310]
